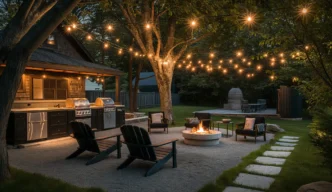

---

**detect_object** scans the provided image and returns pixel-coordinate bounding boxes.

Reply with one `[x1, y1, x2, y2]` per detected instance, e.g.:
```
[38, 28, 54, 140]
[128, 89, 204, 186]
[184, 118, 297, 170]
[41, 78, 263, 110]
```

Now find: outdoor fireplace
[182, 122, 222, 146]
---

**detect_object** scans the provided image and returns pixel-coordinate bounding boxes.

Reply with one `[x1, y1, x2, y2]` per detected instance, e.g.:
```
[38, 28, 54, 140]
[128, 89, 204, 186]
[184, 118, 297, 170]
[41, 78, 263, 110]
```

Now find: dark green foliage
[309, 107, 332, 169]
[0, 168, 104, 192]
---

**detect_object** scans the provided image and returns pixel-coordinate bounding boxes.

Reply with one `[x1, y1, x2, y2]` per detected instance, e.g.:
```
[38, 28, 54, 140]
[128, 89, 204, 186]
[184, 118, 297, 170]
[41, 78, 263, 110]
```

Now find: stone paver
[282, 136, 299, 139]
[234, 173, 275, 190]
[263, 151, 291, 158]
[224, 186, 263, 192]
[245, 164, 282, 176]
[279, 138, 299, 143]
[271, 146, 294, 151]
[255, 156, 286, 165]
[275, 142, 297, 147]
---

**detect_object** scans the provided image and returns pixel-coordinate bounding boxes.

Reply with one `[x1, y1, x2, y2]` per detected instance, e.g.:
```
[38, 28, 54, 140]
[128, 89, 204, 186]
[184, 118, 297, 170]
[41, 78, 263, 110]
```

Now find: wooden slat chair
[235, 116, 266, 143]
[117, 125, 178, 176]
[66, 121, 121, 165]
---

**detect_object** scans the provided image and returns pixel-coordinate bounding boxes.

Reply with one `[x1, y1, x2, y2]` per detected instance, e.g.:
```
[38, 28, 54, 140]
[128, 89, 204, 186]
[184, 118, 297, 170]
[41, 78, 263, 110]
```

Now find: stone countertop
[11, 107, 74, 113]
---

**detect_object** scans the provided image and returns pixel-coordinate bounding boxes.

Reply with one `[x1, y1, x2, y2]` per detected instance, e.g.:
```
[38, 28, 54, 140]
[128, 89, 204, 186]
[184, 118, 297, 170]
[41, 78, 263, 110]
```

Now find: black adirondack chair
[117, 125, 178, 176]
[66, 121, 122, 165]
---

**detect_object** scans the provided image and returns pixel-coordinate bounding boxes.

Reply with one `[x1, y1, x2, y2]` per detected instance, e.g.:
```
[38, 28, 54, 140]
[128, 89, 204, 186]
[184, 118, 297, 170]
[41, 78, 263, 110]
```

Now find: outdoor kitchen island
[2, 25, 125, 145]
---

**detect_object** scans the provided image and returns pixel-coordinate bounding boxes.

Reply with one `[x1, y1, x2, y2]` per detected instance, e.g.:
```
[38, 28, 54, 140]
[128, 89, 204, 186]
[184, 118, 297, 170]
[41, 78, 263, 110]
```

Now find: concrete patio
[196, 108, 278, 117]
[8, 121, 274, 192]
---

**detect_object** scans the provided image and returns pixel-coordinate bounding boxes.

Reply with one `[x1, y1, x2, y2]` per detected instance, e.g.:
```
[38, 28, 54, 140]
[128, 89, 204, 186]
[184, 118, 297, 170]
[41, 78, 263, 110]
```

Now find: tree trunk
[0, 50, 30, 182]
[133, 61, 143, 112]
[153, 60, 173, 122]
[128, 53, 134, 112]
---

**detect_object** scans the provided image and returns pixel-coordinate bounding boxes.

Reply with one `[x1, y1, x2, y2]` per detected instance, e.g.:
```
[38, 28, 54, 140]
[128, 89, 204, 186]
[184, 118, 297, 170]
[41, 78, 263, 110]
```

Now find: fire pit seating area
[235, 116, 267, 143]
[148, 111, 169, 133]
[184, 113, 211, 130]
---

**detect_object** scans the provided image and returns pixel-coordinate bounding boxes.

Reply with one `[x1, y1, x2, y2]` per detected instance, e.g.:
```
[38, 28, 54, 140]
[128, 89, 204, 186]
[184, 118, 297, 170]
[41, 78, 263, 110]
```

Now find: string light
[270, 75, 276, 80]
[118, 49, 123, 55]
[238, 69, 244, 74]
[270, 62, 275, 67]
[145, 23, 151, 29]
[42, 74, 46, 78]
[104, 43, 109, 49]
[236, 51, 242, 57]
[67, 26, 72, 32]
[107, 25, 113, 31]
[234, 64, 239, 69]
[218, 65, 221, 69]
[223, 69, 227, 74]
[279, 53, 284, 57]
[229, 59, 233, 63]
[264, 53, 268, 57]
[116, 38, 120, 43]
[209, 53, 215, 58]
[299, 6, 310, 16]
[78, 77, 81, 80]
[72, 24, 77, 29]
[219, 60, 223, 63]
[187, 54, 191, 59]
[190, 20, 197, 27]
[129, 47, 133, 52]
[244, 13, 256, 26]
[242, 58, 246, 62]
[247, 62, 251, 66]
[192, 67, 196, 72]
[86, 35, 92, 40]
[86, 76, 89, 79]
[198, 60, 202, 64]
[281, 59, 286, 64]
[101, 79, 104, 82]
[257, 65, 262, 71]
[296, 52, 300, 56]
[305, 45, 310, 50]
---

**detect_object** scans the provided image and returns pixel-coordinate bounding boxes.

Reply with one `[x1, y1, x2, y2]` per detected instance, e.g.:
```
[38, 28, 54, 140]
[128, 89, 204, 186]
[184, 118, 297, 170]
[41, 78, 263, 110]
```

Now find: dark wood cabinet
[6, 113, 27, 145]
[48, 111, 68, 139]
[116, 107, 125, 127]
[67, 110, 75, 134]
[91, 108, 103, 130]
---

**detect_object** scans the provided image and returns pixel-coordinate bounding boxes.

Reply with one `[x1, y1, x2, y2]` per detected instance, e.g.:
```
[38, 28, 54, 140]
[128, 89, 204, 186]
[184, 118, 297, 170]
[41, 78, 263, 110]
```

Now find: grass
[0, 168, 104, 192]
[141, 105, 332, 191]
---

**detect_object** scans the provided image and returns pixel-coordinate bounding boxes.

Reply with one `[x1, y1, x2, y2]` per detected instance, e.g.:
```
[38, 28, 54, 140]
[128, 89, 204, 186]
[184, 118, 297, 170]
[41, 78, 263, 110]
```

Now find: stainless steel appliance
[66, 98, 91, 127]
[27, 112, 48, 141]
[95, 97, 116, 129]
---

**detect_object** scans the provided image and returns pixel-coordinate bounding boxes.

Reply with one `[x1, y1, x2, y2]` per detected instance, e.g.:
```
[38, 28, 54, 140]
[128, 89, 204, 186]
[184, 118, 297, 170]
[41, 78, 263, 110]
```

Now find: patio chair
[241, 99, 251, 113]
[117, 125, 178, 177]
[148, 111, 169, 133]
[184, 112, 211, 130]
[235, 116, 266, 143]
[66, 121, 122, 165]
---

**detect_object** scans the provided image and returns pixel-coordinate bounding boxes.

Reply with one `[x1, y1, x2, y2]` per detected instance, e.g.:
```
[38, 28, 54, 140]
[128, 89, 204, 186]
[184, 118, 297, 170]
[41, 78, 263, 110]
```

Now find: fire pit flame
[192, 122, 210, 134]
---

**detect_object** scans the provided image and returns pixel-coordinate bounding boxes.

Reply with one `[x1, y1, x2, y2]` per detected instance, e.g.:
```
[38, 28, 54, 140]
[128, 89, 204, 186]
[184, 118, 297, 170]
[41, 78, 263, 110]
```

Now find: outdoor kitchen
[2, 26, 125, 145]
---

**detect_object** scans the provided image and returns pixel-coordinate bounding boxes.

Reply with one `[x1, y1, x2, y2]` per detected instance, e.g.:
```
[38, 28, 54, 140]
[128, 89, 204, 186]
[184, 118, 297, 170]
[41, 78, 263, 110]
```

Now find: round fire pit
[182, 130, 222, 146]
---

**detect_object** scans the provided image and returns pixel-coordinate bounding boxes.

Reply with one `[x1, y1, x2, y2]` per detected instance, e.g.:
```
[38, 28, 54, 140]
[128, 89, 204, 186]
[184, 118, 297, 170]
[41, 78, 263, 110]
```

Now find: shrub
[309, 107, 332, 168]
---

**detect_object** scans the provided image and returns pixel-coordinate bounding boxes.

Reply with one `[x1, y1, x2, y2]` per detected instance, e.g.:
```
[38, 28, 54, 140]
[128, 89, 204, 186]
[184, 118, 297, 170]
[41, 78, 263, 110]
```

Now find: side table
[213, 121, 234, 137]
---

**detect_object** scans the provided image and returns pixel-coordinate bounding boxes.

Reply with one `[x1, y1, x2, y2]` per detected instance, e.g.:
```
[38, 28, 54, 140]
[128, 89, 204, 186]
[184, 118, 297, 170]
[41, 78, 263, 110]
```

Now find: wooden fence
[85, 91, 180, 108]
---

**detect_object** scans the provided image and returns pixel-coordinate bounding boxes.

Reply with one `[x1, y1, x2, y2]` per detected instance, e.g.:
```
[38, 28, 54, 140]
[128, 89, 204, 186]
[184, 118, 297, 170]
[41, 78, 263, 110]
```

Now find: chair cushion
[151, 113, 163, 123]
[150, 123, 168, 128]
[185, 117, 199, 124]
[256, 123, 265, 132]
[244, 118, 255, 130]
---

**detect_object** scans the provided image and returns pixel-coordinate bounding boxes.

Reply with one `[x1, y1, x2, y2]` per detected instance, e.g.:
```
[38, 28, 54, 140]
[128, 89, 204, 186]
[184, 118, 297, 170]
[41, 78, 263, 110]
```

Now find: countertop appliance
[27, 112, 48, 141]
[95, 97, 116, 129]
[66, 98, 91, 127]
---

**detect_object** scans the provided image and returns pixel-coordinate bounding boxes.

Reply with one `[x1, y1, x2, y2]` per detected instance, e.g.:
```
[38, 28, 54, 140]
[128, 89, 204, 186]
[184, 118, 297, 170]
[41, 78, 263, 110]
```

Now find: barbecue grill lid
[95, 97, 115, 106]
[65, 98, 91, 108]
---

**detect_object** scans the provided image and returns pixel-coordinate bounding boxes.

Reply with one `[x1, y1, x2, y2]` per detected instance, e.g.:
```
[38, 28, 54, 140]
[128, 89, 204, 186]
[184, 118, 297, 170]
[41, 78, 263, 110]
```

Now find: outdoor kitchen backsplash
[13, 72, 85, 107]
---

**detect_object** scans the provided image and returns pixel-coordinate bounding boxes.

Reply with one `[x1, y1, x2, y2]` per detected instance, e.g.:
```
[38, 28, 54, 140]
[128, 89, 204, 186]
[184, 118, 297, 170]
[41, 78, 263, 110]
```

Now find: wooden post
[115, 76, 120, 103]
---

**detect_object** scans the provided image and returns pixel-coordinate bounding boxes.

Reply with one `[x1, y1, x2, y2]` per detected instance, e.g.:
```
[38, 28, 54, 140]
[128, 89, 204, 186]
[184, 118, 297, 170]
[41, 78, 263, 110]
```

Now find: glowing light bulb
[72, 24, 77, 29]
[190, 20, 197, 27]
[42, 75, 46, 78]
[116, 38, 120, 43]
[236, 51, 242, 57]
[86, 76, 89, 79]
[187, 54, 191, 59]
[118, 49, 123, 55]
[229, 59, 233, 63]
[86, 35, 92, 40]
[219, 60, 223, 63]
[145, 23, 151, 29]
[67, 27, 72, 32]
[210, 53, 215, 58]
[104, 43, 109, 49]
[107, 25, 113, 31]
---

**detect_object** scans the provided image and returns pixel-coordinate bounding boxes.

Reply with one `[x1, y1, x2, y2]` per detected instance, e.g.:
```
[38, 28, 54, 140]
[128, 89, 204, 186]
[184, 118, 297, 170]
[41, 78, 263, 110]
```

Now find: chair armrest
[163, 118, 169, 124]
[122, 139, 178, 148]
[95, 134, 122, 141]
[236, 123, 245, 129]
[152, 139, 178, 147]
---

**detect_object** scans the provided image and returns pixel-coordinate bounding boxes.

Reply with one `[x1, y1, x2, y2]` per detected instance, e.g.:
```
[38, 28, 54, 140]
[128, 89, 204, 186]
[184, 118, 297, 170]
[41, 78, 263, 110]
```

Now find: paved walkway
[224, 136, 300, 192]
[8, 122, 274, 192]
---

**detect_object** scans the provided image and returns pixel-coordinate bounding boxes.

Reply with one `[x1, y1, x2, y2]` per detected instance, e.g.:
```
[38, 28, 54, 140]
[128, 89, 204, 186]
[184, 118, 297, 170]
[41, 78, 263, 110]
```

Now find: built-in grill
[66, 98, 91, 127]
[95, 97, 116, 129]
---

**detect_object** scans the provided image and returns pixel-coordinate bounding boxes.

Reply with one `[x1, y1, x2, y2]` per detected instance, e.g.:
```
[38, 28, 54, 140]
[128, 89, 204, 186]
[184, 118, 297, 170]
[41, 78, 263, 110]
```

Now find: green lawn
[0, 168, 104, 192]
[141, 105, 332, 191]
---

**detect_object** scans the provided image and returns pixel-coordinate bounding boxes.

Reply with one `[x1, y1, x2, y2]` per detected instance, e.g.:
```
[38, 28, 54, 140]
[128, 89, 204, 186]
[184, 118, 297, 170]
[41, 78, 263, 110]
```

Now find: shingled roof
[29, 48, 123, 76]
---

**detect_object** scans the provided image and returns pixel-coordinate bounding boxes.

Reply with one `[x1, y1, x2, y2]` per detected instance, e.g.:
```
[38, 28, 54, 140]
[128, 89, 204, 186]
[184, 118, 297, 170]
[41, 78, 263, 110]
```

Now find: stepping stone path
[245, 164, 282, 176]
[275, 142, 297, 147]
[271, 146, 294, 151]
[224, 136, 300, 192]
[255, 156, 286, 165]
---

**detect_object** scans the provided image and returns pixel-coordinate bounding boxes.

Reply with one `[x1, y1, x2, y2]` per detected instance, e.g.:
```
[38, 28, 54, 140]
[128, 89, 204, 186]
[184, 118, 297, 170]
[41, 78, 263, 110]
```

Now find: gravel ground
[8, 121, 274, 192]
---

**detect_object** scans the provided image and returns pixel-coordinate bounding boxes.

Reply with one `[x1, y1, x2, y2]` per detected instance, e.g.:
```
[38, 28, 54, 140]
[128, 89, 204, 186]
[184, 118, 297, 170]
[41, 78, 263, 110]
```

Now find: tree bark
[128, 52, 134, 112]
[0, 0, 81, 182]
[133, 61, 143, 112]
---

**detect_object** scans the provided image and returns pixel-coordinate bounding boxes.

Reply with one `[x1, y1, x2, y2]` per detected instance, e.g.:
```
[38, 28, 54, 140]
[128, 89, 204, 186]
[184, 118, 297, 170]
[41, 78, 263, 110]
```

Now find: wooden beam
[115, 76, 120, 103]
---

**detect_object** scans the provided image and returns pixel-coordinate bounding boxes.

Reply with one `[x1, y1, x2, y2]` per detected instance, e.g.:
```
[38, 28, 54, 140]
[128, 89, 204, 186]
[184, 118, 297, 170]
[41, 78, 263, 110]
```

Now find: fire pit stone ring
[182, 130, 222, 146]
